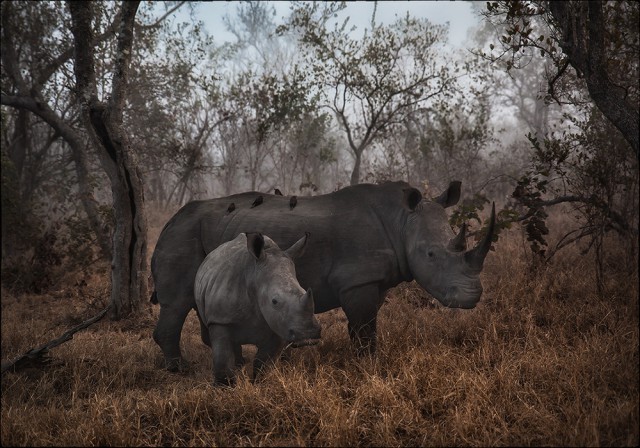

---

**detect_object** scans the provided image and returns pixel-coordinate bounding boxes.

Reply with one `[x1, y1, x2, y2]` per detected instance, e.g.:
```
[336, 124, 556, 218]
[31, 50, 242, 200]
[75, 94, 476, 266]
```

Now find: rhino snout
[441, 285, 483, 309]
[288, 318, 322, 347]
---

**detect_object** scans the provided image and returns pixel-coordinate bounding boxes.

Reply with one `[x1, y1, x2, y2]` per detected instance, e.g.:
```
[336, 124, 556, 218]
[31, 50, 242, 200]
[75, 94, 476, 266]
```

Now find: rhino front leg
[198, 314, 241, 367]
[153, 304, 191, 372]
[253, 333, 284, 382]
[208, 324, 236, 386]
[340, 284, 383, 356]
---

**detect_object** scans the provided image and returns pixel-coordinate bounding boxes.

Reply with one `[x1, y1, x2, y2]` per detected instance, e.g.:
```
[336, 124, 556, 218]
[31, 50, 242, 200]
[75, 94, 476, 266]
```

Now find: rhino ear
[434, 181, 461, 208]
[285, 232, 309, 259]
[402, 188, 423, 211]
[246, 232, 265, 260]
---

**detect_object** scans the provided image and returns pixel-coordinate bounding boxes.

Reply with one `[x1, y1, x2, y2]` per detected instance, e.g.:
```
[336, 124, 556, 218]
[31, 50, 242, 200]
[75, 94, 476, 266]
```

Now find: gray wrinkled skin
[194, 232, 321, 385]
[151, 181, 494, 370]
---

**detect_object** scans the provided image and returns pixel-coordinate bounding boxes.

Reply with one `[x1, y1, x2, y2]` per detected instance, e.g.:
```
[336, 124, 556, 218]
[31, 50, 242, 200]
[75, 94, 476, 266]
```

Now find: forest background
[1, 1, 638, 446]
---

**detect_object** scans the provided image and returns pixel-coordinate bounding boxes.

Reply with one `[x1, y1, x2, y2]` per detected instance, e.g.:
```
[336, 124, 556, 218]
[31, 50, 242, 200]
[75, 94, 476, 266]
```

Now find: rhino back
[203, 183, 411, 312]
[153, 183, 412, 313]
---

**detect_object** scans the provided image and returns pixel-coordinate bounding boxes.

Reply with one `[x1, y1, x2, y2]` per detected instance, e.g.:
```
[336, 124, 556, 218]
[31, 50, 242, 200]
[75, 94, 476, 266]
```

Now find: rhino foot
[214, 375, 236, 387]
[164, 357, 190, 373]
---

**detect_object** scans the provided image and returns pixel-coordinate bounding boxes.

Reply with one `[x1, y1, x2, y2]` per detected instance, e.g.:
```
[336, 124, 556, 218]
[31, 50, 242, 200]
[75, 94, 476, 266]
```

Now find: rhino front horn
[464, 203, 496, 270]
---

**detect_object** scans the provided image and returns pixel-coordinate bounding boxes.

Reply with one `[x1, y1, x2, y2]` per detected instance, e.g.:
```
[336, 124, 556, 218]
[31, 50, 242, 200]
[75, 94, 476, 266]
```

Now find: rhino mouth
[290, 338, 320, 348]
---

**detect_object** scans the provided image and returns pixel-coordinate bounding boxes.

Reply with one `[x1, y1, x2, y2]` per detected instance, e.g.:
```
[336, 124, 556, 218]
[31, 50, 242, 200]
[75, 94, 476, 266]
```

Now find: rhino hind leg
[153, 304, 192, 372]
[196, 311, 211, 347]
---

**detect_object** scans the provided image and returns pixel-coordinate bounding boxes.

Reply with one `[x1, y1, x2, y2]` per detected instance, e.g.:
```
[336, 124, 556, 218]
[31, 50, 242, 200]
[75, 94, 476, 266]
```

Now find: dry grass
[1, 219, 638, 446]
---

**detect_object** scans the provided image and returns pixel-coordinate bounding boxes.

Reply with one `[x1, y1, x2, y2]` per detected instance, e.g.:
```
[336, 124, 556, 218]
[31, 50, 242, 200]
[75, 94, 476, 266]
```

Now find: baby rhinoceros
[195, 232, 321, 386]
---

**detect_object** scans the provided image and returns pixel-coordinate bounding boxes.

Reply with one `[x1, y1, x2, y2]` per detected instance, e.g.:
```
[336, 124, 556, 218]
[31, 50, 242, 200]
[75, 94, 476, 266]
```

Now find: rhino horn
[464, 203, 496, 270]
[285, 232, 310, 259]
[448, 222, 467, 252]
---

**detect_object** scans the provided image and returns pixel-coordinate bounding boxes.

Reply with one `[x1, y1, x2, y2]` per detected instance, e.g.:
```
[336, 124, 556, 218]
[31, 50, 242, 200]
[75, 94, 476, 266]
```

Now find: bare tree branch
[1, 306, 111, 375]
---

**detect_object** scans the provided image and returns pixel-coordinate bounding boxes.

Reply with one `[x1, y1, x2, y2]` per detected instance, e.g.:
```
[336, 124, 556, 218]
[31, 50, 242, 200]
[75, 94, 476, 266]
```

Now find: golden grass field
[1, 212, 638, 446]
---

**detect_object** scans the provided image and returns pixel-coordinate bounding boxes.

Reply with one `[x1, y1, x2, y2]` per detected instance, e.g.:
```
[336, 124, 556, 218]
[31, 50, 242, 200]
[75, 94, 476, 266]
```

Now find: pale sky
[179, 1, 482, 49]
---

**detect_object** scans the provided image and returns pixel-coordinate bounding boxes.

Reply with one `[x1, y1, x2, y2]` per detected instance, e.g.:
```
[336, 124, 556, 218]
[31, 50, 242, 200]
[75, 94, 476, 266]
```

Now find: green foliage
[449, 194, 490, 229]
[509, 107, 638, 265]
[449, 193, 517, 250]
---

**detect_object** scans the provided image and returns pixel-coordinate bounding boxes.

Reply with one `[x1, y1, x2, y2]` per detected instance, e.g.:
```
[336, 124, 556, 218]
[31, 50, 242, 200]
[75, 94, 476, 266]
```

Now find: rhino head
[402, 182, 495, 309]
[246, 232, 322, 346]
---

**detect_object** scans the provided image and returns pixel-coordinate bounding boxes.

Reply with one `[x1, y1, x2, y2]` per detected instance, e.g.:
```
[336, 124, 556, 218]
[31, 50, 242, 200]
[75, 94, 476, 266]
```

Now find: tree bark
[350, 150, 362, 186]
[548, 1, 639, 160]
[69, 1, 148, 319]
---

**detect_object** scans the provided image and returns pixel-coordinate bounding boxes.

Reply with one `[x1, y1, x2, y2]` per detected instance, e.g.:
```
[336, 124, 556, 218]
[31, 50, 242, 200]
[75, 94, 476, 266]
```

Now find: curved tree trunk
[69, 1, 148, 319]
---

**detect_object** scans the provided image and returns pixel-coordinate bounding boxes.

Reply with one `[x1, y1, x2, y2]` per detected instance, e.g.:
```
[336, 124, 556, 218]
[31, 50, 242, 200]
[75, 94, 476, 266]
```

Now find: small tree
[280, 2, 463, 185]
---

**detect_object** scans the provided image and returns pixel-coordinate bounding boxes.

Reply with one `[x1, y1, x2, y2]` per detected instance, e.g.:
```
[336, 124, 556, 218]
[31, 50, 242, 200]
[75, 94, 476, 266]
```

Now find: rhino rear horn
[246, 232, 265, 260]
[464, 203, 496, 270]
[301, 288, 314, 310]
[285, 232, 309, 259]
[448, 223, 467, 252]
[434, 181, 462, 208]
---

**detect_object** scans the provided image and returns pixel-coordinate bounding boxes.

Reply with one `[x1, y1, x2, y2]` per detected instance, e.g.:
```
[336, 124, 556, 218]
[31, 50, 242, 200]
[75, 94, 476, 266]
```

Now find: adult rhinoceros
[151, 180, 495, 371]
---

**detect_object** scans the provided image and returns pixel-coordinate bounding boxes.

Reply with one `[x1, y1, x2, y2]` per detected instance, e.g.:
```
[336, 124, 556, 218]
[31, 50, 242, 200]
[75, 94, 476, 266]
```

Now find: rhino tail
[150, 291, 158, 304]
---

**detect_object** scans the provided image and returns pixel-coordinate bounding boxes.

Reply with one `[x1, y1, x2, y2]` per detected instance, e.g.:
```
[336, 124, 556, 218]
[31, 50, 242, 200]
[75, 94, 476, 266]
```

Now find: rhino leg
[348, 318, 377, 356]
[208, 324, 236, 386]
[196, 311, 211, 347]
[340, 284, 384, 356]
[234, 344, 245, 367]
[197, 311, 244, 367]
[153, 304, 191, 372]
[252, 333, 284, 382]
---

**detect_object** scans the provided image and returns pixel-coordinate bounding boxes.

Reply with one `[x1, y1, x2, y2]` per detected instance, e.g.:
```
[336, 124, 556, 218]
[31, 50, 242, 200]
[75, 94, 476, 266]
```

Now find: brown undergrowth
[1, 215, 638, 446]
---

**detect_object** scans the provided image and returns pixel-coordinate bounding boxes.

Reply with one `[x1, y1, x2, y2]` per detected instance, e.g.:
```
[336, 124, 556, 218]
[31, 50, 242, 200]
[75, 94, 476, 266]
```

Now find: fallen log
[1, 305, 111, 375]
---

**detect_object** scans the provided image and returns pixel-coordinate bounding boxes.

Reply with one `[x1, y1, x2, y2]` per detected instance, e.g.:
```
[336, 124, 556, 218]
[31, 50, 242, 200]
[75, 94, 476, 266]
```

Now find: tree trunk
[350, 150, 362, 186]
[549, 1, 639, 160]
[69, 1, 147, 319]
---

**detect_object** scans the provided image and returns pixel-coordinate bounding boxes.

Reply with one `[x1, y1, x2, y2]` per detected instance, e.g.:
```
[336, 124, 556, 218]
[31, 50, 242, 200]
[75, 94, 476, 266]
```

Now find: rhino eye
[427, 251, 434, 258]
[272, 299, 278, 305]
